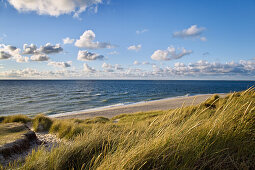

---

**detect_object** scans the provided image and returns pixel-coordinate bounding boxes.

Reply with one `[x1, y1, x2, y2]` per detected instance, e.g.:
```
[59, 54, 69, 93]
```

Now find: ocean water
[0, 80, 254, 116]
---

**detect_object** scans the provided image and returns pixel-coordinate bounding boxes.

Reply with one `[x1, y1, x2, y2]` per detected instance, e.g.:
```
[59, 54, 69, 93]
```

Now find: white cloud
[128, 44, 142, 51]
[7, 0, 102, 17]
[0, 51, 12, 59]
[0, 44, 29, 62]
[173, 25, 206, 41]
[63, 37, 75, 44]
[15, 55, 29, 63]
[101, 63, 124, 72]
[48, 61, 72, 68]
[0, 68, 79, 79]
[6, 45, 17, 51]
[151, 46, 192, 61]
[30, 54, 49, 61]
[38, 43, 63, 54]
[102, 62, 112, 69]
[0, 68, 40, 78]
[136, 29, 148, 34]
[133, 60, 140, 65]
[83, 63, 96, 73]
[75, 30, 114, 49]
[23, 44, 37, 54]
[102, 62, 114, 72]
[114, 64, 124, 71]
[2, 59, 255, 79]
[77, 50, 104, 61]
[167, 60, 255, 76]
[23, 43, 63, 54]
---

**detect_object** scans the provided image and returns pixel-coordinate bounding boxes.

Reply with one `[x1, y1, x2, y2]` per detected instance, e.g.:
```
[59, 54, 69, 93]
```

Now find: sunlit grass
[2, 114, 31, 124]
[0, 123, 29, 146]
[32, 114, 53, 132]
[3, 88, 255, 169]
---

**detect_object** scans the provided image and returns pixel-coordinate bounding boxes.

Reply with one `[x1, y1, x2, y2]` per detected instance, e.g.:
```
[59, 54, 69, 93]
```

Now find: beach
[50, 94, 224, 119]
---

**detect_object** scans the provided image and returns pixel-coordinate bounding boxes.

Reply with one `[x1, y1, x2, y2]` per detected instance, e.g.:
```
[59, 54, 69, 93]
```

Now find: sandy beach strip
[50, 94, 224, 119]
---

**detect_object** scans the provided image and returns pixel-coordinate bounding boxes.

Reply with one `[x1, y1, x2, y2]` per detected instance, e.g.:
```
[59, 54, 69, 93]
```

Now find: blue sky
[0, 0, 255, 79]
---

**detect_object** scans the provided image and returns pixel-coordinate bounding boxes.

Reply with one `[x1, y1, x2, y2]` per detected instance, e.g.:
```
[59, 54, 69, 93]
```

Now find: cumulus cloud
[38, 43, 63, 54]
[75, 30, 114, 49]
[114, 64, 124, 71]
[102, 62, 112, 69]
[23, 43, 63, 55]
[83, 63, 96, 72]
[133, 60, 140, 65]
[6, 45, 17, 51]
[151, 46, 192, 61]
[77, 50, 104, 61]
[0, 44, 29, 62]
[2, 60, 255, 79]
[0, 68, 40, 78]
[173, 25, 206, 41]
[166, 60, 255, 76]
[7, 0, 102, 17]
[136, 29, 148, 35]
[63, 37, 75, 44]
[23, 44, 37, 54]
[0, 68, 79, 78]
[101, 62, 114, 72]
[48, 61, 72, 68]
[0, 51, 12, 59]
[30, 54, 49, 61]
[128, 44, 141, 51]
[101, 63, 124, 72]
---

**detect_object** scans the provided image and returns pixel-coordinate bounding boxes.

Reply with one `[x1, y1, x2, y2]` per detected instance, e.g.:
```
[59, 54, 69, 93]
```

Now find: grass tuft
[2, 114, 31, 124]
[32, 114, 53, 132]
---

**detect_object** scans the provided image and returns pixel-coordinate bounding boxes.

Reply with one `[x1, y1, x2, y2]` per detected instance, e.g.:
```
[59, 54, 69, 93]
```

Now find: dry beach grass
[0, 89, 255, 169]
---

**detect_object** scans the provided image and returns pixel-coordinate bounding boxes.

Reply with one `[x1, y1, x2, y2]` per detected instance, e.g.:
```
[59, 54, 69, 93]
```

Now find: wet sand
[51, 93, 224, 119]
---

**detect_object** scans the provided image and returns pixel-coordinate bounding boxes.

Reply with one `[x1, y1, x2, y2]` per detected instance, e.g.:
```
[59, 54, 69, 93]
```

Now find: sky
[0, 0, 255, 80]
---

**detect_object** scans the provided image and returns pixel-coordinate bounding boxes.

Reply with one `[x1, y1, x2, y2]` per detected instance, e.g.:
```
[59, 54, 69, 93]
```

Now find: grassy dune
[0, 123, 29, 146]
[1, 88, 255, 169]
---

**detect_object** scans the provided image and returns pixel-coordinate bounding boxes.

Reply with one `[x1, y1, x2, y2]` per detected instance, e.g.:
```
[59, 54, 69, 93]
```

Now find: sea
[0, 80, 254, 116]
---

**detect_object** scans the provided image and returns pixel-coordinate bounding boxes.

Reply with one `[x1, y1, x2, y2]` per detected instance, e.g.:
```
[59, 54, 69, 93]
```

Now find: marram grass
[3, 88, 255, 169]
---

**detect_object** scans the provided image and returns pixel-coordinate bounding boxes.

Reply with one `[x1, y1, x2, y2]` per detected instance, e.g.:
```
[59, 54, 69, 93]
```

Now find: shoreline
[50, 93, 225, 119]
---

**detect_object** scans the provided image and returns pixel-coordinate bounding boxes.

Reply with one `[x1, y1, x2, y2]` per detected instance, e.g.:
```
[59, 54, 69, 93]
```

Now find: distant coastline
[0, 80, 254, 116]
[50, 93, 226, 119]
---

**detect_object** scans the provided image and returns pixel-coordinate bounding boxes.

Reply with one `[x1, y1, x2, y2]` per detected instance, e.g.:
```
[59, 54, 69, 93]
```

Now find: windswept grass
[32, 114, 53, 132]
[2, 114, 31, 124]
[0, 123, 29, 146]
[5, 88, 255, 169]
[49, 120, 91, 139]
